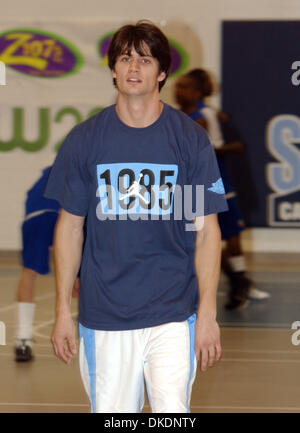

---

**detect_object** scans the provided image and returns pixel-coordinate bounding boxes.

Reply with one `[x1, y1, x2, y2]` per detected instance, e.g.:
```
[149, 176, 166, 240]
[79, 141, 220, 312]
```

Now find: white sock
[16, 302, 35, 346]
[228, 255, 246, 273]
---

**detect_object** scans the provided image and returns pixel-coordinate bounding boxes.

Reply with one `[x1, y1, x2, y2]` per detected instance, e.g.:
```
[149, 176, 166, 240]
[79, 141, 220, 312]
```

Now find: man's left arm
[193, 213, 222, 372]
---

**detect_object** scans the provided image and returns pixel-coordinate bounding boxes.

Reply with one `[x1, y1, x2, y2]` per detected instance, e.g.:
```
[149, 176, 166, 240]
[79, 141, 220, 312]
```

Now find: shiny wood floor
[0, 252, 299, 413]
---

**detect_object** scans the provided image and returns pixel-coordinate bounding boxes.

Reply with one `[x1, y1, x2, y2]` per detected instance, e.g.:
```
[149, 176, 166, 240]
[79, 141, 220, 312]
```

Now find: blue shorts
[218, 192, 246, 240]
[21, 211, 59, 275]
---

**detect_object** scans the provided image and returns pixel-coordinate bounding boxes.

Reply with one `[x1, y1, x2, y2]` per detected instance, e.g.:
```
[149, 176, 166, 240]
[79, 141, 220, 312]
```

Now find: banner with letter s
[222, 21, 300, 228]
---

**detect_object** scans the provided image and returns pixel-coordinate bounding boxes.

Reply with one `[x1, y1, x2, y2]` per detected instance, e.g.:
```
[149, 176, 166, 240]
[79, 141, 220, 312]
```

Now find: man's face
[112, 44, 166, 98]
[174, 76, 200, 107]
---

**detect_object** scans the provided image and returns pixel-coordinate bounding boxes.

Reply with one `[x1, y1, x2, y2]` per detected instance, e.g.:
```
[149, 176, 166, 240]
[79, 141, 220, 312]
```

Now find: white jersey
[200, 106, 224, 149]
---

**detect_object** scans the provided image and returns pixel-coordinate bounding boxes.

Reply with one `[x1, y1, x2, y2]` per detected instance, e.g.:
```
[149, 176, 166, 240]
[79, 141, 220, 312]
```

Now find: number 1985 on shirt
[96, 162, 178, 216]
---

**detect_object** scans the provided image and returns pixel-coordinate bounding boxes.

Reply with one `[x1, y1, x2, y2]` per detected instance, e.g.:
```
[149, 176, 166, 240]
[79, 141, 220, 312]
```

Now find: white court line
[0, 403, 88, 407]
[1, 353, 299, 363]
[32, 312, 78, 339]
[0, 292, 55, 314]
[191, 405, 300, 411]
[0, 402, 298, 412]
[223, 348, 300, 354]
[221, 323, 293, 329]
[0, 353, 58, 359]
[5, 342, 58, 347]
[218, 358, 300, 363]
[2, 344, 298, 354]
[2, 346, 299, 355]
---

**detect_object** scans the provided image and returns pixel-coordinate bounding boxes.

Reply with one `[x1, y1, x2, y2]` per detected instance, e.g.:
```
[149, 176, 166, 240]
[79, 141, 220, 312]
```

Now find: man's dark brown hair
[108, 20, 172, 92]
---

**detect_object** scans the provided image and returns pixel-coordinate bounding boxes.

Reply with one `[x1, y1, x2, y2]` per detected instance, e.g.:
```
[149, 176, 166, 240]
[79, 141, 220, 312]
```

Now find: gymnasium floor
[0, 251, 299, 413]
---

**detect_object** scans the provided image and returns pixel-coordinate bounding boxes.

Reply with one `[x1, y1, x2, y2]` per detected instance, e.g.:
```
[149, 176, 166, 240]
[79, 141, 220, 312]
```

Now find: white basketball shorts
[78, 313, 197, 413]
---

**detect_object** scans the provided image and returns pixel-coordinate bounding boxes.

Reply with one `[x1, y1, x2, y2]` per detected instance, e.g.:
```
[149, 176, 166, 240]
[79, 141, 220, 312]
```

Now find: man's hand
[51, 312, 76, 364]
[194, 314, 222, 372]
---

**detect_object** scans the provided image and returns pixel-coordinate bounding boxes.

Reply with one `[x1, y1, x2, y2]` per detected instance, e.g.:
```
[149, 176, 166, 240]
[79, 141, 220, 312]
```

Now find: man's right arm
[51, 209, 85, 364]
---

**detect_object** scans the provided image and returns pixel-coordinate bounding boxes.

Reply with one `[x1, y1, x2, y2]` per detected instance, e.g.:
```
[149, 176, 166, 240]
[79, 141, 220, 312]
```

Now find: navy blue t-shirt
[44, 103, 228, 331]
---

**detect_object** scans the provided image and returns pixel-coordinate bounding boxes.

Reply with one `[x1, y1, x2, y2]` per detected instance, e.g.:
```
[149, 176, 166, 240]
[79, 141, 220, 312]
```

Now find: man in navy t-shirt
[44, 21, 228, 413]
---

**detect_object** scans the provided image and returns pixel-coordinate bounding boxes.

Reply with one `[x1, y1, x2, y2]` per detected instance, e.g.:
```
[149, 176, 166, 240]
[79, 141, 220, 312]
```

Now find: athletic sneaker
[225, 274, 250, 311]
[247, 287, 271, 300]
[15, 339, 34, 362]
[225, 298, 249, 311]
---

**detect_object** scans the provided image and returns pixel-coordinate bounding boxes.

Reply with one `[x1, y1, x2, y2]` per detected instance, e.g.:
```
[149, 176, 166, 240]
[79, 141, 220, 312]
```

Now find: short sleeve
[187, 129, 228, 217]
[43, 126, 89, 216]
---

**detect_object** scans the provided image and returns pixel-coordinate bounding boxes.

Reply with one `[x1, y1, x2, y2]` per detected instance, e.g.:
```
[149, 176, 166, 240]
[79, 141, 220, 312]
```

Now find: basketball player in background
[15, 167, 79, 362]
[175, 69, 270, 310]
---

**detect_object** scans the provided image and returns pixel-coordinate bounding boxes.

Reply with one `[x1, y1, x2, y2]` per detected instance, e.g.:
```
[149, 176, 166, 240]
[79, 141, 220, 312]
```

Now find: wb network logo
[266, 115, 300, 227]
[0, 61, 6, 85]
